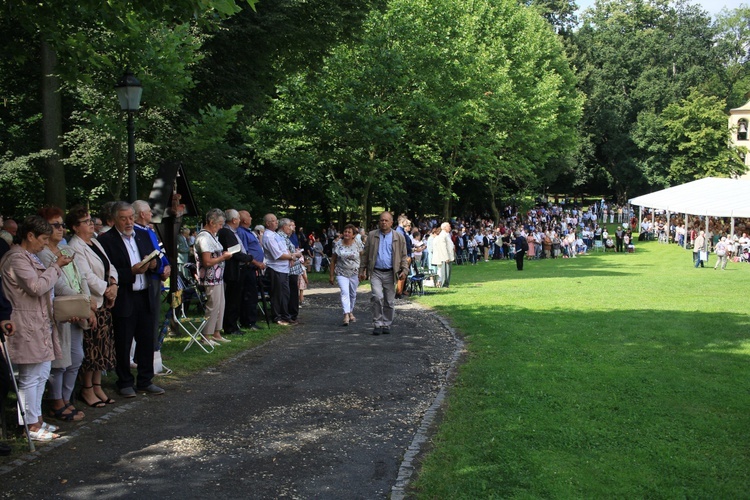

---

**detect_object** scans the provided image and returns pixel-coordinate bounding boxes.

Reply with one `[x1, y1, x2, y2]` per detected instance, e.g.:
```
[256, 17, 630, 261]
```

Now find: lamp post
[115, 70, 143, 202]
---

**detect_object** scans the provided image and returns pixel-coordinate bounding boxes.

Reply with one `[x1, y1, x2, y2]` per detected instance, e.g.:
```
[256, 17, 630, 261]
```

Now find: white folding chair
[171, 290, 214, 353]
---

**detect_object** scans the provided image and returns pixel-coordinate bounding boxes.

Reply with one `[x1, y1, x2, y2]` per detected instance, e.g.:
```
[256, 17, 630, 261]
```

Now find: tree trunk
[360, 180, 371, 230]
[442, 195, 451, 222]
[41, 41, 65, 208]
[489, 184, 500, 225]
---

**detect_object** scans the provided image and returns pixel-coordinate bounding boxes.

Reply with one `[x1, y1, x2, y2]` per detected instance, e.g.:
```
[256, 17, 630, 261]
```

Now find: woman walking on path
[329, 224, 363, 326]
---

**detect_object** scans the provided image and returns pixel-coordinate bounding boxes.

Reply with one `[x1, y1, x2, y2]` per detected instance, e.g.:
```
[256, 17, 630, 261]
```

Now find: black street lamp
[115, 70, 143, 202]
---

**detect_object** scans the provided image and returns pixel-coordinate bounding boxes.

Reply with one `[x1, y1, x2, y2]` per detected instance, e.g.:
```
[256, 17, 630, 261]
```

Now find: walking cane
[0, 323, 35, 452]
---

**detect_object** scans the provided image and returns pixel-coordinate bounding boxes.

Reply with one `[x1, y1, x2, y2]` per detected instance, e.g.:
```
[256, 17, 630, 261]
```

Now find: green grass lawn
[413, 240, 750, 498]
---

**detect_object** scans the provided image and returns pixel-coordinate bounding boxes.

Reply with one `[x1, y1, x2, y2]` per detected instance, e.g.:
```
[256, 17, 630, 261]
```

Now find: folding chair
[256, 269, 272, 328]
[406, 261, 425, 296]
[171, 290, 214, 353]
[180, 263, 206, 315]
[593, 239, 604, 252]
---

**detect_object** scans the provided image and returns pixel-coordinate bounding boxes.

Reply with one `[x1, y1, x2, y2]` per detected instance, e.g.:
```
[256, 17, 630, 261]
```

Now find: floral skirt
[82, 306, 116, 372]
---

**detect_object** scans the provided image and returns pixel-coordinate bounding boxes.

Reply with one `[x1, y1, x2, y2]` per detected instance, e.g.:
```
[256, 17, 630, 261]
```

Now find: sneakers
[137, 384, 165, 395]
[276, 320, 292, 326]
[119, 386, 137, 398]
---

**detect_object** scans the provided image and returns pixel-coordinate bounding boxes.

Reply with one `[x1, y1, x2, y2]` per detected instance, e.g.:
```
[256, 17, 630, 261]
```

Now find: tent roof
[629, 177, 750, 218]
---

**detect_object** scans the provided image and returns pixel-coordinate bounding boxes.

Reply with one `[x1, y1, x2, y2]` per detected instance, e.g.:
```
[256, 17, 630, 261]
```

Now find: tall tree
[633, 89, 746, 185]
[250, 0, 582, 222]
[0, 0, 257, 209]
[573, 0, 718, 200]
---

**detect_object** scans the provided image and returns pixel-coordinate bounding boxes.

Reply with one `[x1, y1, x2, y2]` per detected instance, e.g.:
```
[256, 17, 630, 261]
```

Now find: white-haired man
[430, 222, 455, 287]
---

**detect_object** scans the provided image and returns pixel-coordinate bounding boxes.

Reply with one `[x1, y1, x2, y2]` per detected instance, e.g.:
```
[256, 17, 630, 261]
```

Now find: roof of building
[629, 177, 750, 218]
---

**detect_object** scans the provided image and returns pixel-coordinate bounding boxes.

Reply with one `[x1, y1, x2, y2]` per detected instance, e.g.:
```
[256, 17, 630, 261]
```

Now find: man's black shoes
[372, 327, 382, 335]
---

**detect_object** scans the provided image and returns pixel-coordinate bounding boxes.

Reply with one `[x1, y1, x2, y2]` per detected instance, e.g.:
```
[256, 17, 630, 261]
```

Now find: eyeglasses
[78, 218, 94, 225]
[50, 222, 66, 229]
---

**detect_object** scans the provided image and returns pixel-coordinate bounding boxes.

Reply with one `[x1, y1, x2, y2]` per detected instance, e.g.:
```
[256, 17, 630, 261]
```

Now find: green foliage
[633, 89, 746, 186]
[572, 0, 720, 201]
[250, 0, 581, 224]
[0, 151, 48, 216]
[714, 6, 750, 109]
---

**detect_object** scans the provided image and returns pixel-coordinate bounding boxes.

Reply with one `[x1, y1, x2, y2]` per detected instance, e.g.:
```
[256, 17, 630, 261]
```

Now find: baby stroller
[740, 246, 750, 263]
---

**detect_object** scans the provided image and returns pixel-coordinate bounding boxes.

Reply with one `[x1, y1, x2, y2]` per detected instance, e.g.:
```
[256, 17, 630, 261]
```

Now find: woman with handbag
[66, 205, 119, 408]
[38, 207, 96, 421]
[195, 208, 233, 345]
[0, 215, 74, 441]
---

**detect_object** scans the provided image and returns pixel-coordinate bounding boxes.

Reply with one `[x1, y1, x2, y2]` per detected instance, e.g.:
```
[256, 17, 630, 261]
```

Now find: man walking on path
[360, 211, 408, 335]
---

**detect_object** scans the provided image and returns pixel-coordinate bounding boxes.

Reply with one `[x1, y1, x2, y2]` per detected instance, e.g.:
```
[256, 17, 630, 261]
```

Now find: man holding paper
[98, 201, 165, 397]
[133, 200, 171, 351]
[218, 209, 253, 335]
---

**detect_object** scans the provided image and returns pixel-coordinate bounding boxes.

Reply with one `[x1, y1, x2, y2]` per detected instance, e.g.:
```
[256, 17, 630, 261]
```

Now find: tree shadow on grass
[450, 254, 652, 283]
[419, 303, 750, 497]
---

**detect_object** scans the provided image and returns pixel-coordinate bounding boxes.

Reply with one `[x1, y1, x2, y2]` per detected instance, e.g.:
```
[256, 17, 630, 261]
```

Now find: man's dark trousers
[267, 268, 290, 322]
[240, 267, 259, 327]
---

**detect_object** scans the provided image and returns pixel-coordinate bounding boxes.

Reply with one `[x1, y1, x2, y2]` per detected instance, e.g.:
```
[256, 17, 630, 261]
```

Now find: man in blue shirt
[262, 213, 302, 326]
[238, 210, 265, 330]
[133, 200, 171, 352]
[359, 212, 408, 335]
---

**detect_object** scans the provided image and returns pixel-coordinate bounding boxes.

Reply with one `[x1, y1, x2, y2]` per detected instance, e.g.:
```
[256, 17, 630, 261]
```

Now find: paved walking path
[0, 283, 461, 499]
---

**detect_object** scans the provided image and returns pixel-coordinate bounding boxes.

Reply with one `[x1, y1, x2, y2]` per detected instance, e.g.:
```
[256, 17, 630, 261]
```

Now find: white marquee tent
[629, 177, 750, 218]
[629, 177, 750, 244]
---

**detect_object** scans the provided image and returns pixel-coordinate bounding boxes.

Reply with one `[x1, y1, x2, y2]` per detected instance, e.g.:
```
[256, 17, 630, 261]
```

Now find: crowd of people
[0, 201, 173, 443]
[3, 197, 749, 447]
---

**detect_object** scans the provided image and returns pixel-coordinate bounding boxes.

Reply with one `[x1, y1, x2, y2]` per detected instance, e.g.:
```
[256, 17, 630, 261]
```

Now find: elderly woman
[37, 207, 95, 421]
[329, 224, 363, 326]
[194, 209, 232, 345]
[67, 205, 118, 408]
[0, 216, 74, 441]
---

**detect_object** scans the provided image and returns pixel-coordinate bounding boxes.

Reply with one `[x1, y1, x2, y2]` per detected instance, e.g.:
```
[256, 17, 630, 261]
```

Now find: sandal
[41, 422, 59, 433]
[78, 385, 106, 408]
[93, 383, 115, 405]
[49, 403, 84, 422]
[27, 428, 60, 442]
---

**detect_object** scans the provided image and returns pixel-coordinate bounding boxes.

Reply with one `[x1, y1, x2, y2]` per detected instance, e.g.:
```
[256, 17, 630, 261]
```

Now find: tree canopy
[0, 0, 748, 226]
